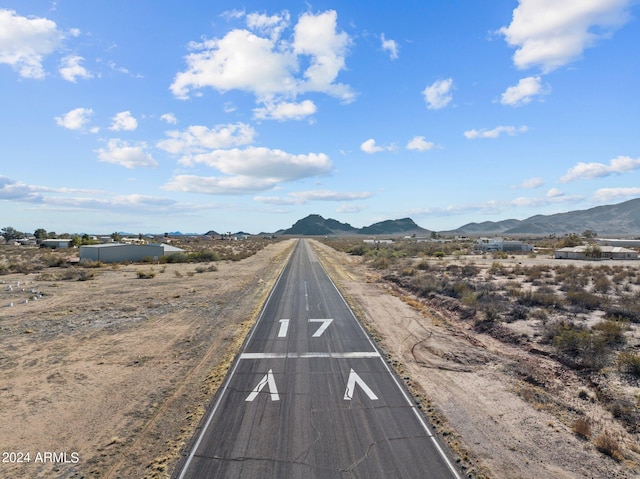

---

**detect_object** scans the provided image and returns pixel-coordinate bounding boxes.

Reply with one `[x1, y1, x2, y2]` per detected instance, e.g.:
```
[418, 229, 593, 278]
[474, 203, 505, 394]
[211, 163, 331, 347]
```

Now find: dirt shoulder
[0, 239, 295, 479]
[310, 240, 637, 479]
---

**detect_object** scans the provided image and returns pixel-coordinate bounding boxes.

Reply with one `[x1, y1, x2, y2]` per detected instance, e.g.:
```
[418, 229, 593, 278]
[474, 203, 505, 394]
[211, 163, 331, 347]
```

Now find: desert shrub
[489, 262, 506, 275]
[617, 352, 640, 377]
[481, 303, 502, 322]
[530, 308, 548, 323]
[370, 256, 391, 270]
[400, 267, 416, 277]
[592, 320, 627, 347]
[347, 244, 369, 256]
[136, 270, 156, 279]
[194, 264, 218, 273]
[515, 290, 561, 308]
[608, 398, 640, 433]
[594, 431, 623, 460]
[509, 305, 529, 322]
[188, 250, 221, 262]
[565, 288, 604, 311]
[42, 253, 66, 267]
[80, 260, 104, 268]
[76, 270, 95, 281]
[604, 295, 640, 323]
[415, 260, 430, 271]
[162, 252, 188, 263]
[525, 265, 548, 282]
[460, 264, 479, 278]
[545, 320, 610, 369]
[572, 417, 591, 439]
[593, 275, 612, 294]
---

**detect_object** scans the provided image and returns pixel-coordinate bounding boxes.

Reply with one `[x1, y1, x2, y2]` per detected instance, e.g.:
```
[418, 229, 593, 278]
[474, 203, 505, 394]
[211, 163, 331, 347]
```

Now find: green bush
[347, 244, 370, 256]
[617, 352, 640, 377]
[592, 320, 626, 347]
[188, 250, 221, 262]
[565, 289, 604, 310]
[515, 290, 561, 308]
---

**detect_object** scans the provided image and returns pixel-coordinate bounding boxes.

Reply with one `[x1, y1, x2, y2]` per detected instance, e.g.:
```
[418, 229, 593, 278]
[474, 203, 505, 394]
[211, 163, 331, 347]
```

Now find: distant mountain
[453, 198, 640, 236]
[360, 218, 429, 236]
[451, 219, 521, 235]
[277, 214, 429, 236]
[278, 214, 358, 236]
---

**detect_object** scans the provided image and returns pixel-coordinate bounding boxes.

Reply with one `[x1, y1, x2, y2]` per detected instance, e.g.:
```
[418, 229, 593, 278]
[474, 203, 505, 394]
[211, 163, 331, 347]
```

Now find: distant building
[554, 245, 638, 260]
[40, 239, 73, 249]
[476, 238, 533, 252]
[363, 239, 394, 245]
[595, 238, 640, 248]
[79, 243, 185, 263]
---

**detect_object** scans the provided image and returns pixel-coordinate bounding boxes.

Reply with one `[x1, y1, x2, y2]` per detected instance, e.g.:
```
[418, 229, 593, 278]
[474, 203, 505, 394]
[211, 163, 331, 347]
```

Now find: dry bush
[136, 269, 156, 279]
[572, 417, 592, 439]
[594, 430, 623, 461]
[593, 274, 613, 294]
[565, 288, 605, 311]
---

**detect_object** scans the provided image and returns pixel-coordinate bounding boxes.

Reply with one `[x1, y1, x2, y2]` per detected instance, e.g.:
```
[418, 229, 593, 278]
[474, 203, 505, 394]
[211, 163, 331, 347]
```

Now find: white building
[79, 243, 185, 263]
[554, 245, 638, 260]
[476, 238, 533, 252]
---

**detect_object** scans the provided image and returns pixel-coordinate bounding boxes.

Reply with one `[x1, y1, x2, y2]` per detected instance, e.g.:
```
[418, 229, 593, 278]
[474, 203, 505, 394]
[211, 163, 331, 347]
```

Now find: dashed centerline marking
[240, 352, 380, 360]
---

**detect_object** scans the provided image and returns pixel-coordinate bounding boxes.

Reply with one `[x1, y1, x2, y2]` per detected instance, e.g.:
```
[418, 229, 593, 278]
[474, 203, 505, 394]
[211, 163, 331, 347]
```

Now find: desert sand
[1, 238, 638, 478]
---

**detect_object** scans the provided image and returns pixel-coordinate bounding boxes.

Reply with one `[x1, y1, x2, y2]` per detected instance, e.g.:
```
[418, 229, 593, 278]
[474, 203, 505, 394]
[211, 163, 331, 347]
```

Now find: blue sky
[1, 1, 639, 234]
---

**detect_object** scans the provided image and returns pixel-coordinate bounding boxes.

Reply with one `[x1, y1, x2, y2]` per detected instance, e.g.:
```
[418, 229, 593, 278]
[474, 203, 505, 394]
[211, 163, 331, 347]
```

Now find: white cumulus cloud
[253, 99, 317, 121]
[184, 147, 331, 181]
[109, 111, 138, 131]
[96, 139, 158, 169]
[0, 8, 65, 78]
[592, 187, 640, 202]
[360, 138, 395, 154]
[515, 177, 545, 189]
[406, 136, 435, 151]
[464, 125, 528, 139]
[561, 155, 640, 182]
[157, 123, 255, 157]
[381, 33, 399, 60]
[160, 113, 177, 124]
[499, 0, 632, 72]
[164, 175, 281, 195]
[255, 189, 372, 205]
[54, 107, 94, 130]
[59, 55, 92, 82]
[164, 146, 332, 195]
[170, 10, 354, 117]
[423, 78, 453, 110]
[501, 76, 548, 106]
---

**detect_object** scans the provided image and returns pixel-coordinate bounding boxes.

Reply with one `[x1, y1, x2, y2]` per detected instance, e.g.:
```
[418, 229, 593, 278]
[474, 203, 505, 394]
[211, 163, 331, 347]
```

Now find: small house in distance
[554, 245, 638, 261]
[475, 238, 534, 253]
[39, 239, 73, 249]
[79, 243, 185, 263]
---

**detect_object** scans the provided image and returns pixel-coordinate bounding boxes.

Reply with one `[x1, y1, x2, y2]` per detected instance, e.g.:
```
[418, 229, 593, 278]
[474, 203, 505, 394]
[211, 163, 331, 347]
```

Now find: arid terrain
[1, 238, 639, 479]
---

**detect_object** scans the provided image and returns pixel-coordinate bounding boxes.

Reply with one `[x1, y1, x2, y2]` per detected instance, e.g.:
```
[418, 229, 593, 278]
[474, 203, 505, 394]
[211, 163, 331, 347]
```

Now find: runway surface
[174, 239, 461, 479]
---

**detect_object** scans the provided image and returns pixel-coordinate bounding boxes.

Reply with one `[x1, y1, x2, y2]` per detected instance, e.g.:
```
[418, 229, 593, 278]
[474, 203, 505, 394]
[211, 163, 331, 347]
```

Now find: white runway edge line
[175, 242, 296, 479]
[310, 241, 463, 479]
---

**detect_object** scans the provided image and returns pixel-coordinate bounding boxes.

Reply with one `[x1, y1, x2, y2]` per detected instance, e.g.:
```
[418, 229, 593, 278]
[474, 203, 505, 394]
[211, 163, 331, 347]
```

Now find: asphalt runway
[174, 239, 461, 479]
